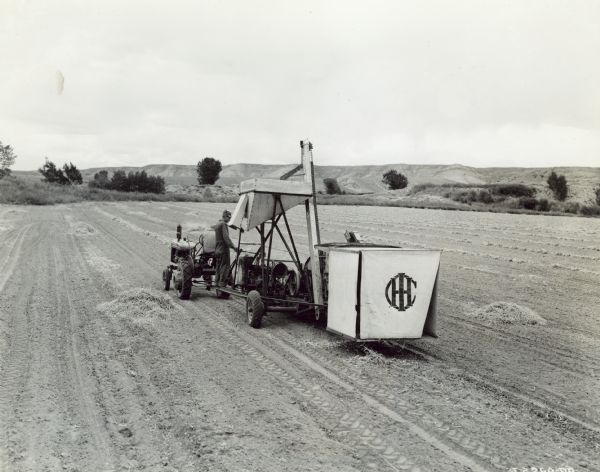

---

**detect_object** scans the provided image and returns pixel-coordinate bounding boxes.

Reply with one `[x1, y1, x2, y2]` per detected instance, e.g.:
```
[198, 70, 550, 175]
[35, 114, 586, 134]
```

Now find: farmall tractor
[163, 140, 442, 341]
[162, 228, 217, 299]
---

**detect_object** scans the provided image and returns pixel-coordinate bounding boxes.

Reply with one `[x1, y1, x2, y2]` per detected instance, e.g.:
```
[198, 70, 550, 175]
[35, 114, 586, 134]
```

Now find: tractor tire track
[396, 341, 600, 437]
[0, 224, 31, 293]
[79, 207, 370, 471]
[51, 245, 114, 470]
[0, 226, 36, 469]
[91, 202, 599, 468]
[254, 317, 599, 468]
[444, 315, 600, 378]
[86, 205, 482, 471]
[0, 224, 69, 470]
[63, 212, 204, 470]
[183, 300, 477, 472]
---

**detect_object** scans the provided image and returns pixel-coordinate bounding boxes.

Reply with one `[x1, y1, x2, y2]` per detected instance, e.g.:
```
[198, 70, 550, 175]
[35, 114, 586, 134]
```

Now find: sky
[1, 0, 599, 171]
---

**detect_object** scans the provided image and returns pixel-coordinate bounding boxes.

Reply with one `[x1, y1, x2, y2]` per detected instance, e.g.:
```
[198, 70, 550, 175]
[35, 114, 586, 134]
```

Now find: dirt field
[1, 202, 598, 472]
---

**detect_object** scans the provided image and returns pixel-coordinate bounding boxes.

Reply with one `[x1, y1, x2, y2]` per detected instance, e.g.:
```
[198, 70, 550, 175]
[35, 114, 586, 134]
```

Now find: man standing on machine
[212, 209, 236, 298]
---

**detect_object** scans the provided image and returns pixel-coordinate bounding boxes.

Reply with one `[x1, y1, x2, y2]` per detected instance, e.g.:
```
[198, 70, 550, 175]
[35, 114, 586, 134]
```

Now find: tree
[323, 178, 343, 195]
[110, 170, 128, 191]
[197, 157, 222, 185]
[104, 169, 165, 193]
[594, 185, 600, 206]
[63, 162, 83, 184]
[382, 170, 408, 190]
[89, 170, 111, 189]
[547, 170, 568, 201]
[147, 175, 165, 193]
[0, 141, 17, 179]
[39, 158, 70, 184]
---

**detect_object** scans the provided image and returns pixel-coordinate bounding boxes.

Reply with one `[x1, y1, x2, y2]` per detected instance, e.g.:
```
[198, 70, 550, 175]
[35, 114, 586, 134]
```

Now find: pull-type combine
[163, 140, 441, 341]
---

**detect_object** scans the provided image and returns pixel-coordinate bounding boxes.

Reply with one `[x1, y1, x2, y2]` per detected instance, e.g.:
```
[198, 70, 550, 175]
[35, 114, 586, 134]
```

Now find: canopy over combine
[230, 179, 313, 232]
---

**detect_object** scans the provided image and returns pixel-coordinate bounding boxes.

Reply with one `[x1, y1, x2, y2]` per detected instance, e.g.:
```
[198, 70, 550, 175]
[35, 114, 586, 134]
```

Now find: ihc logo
[385, 273, 417, 311]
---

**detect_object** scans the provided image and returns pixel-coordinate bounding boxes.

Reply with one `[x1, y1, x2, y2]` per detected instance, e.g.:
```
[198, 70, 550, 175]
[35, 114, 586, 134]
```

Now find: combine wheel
[176, 259, 193, 300]
[162, 268, 172, 291]
[246, 290, 264, 329]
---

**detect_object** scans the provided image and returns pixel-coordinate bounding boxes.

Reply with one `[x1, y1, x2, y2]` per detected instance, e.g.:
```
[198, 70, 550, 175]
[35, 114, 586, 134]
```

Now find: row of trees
[89, 170, 165, 193]
[38, 158, 165, 193]
[38, 159, 83, 185]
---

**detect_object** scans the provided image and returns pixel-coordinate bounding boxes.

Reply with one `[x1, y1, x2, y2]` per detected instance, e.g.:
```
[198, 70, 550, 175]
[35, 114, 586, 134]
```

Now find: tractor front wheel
[246, 290, 264, 329]
[176, 259, 193, 300]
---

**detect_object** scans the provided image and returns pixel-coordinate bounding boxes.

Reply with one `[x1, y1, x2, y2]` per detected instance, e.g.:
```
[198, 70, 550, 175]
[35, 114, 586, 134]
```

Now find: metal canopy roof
[230, 178, 312, 231]
[239, 178, 312, 196]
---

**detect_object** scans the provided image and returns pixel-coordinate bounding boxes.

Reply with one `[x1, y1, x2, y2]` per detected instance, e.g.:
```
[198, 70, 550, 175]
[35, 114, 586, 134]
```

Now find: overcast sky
[1, 0, 599, 170]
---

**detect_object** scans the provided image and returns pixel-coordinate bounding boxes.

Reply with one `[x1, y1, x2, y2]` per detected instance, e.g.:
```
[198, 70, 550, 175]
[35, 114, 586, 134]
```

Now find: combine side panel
[359, 250, 440, 339]
[326, 247, 441, 340]
[326, 250, 360, 338]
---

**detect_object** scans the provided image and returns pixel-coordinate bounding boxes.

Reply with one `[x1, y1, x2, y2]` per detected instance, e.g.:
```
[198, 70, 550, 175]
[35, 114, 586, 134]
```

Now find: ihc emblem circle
[385, 273, 417, 311]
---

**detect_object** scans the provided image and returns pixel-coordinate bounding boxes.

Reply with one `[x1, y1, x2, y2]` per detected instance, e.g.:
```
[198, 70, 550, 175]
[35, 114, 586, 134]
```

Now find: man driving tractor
[212, 209, 236, 298]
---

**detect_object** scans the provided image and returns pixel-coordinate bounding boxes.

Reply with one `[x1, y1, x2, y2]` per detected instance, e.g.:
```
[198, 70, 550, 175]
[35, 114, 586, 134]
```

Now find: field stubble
[0, 202, 598, 471]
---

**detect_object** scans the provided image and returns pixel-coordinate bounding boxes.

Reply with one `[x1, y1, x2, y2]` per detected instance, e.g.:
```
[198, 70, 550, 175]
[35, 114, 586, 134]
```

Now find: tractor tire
[176, 259, 193, 300]
[162, 268, 171, 291]
[246, 290, 264, 329]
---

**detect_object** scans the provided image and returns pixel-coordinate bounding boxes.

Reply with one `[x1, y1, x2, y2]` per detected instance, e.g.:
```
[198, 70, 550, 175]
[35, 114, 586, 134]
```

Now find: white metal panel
[229, 194, 249, 230]
[239, 178, 312, 196]
[245, 193, 307, 231]
[326, 250, 359, 338]
[359, 250, 440, 339]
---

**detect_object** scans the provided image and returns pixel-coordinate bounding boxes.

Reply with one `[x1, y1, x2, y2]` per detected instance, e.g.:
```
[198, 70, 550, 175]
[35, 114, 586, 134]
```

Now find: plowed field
[1, 202, 598, 471]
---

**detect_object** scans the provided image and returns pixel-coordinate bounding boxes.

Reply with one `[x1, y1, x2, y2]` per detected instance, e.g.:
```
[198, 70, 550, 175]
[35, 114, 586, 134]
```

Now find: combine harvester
[164, 140, 441, 341]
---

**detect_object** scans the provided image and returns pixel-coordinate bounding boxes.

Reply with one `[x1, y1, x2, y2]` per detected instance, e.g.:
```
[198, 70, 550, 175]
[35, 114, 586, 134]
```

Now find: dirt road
[0, 202, 598, 471]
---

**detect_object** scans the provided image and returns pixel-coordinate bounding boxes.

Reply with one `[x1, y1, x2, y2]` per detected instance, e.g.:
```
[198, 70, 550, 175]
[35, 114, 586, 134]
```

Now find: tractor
[162, 225, 216, 299]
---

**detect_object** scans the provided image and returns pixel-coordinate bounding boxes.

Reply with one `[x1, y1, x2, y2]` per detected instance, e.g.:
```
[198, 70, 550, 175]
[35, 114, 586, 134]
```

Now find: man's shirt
[212, 219, 235, 255]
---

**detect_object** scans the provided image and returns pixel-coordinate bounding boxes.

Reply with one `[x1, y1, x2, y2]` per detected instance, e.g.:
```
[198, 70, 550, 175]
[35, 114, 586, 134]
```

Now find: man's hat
[222, 209, 231, 217]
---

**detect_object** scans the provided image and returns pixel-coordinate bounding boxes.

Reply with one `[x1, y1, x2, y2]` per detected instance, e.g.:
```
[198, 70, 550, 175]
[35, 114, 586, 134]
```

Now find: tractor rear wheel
[162, 268, 172, 291]
[246, 290, 264, 329]
[177, 259, 193, 300]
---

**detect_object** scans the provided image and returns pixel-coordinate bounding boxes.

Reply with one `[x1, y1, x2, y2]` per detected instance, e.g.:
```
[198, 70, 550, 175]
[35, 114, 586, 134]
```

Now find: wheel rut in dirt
[3, 203, 598, 471]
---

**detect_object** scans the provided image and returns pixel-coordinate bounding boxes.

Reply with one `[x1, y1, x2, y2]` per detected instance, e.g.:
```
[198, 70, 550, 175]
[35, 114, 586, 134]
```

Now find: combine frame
[165, 139, 441, 340]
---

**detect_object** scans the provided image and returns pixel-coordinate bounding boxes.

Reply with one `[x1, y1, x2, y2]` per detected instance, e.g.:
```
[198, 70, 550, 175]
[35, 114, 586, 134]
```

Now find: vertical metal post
[301, 140, 321, 244]
[301, 140, 324, 309]
[232, 227, 243, 288]
[259, 223, 265, 295]
[266, 195, 278, 291]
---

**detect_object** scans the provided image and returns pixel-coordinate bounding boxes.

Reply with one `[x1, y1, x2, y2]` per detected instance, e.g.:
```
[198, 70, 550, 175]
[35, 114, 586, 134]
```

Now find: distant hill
[13, 163, 600, 203]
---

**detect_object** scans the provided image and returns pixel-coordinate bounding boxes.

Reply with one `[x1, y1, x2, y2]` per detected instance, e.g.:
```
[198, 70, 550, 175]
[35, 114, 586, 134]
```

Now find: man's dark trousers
[215, 250, 231, 288]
